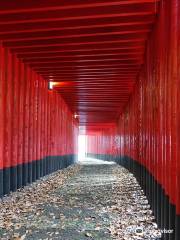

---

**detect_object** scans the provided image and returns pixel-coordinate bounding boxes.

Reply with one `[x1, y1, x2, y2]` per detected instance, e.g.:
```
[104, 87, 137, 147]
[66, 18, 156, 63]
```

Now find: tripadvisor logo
[134, 227, 173, 235]
[159, 229, 174, 234]
[135, 227, 143, 235]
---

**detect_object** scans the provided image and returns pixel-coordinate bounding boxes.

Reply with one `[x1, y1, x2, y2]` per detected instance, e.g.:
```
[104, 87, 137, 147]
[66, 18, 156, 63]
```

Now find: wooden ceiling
[0, 0, 160, 126]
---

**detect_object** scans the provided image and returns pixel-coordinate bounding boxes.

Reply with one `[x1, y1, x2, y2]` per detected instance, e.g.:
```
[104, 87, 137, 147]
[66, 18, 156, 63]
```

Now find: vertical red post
[28, 69, 33, 183]
[41, 79, 46, 175]
[37, 77, 42, 177]
[31, 72, 36, 182]
[23, 66, 30, 186]
[3, 49, 13, 194]
[0, 44, 5, 197]
[175, 0, 180, 237]
[11, 54, 18, 191]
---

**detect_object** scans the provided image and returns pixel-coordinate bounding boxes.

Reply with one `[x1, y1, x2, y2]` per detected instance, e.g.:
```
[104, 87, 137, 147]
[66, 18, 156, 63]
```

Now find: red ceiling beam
[47, 75, 137, 79]
[77, 108, 124, 110]
[0, 1, 160, 14]
[57, 88, 134, 91]
[0, 0, 159, 126]
[0, 15, 155, 35]
[52, 80, 135, 84]
[58, 86, 134, 88]
[60, 87, 133, 91]
[69, 102, 127, 105]
[31, 64, 142, 71]
[11, 41, 145, 53]
[19, 50, 144, 60]
[33, 63, 140, 72]
[25, 58, 142, 66]
[44, 78, 136, 82]
[0, 21, 153, 37]
[0, 3, 157, 25]
[0, 25, 151, 41]
[42, 72, 137, 77]
[4, 31, 149, 44]
[23, 55, 143, 64]
[38, 68, 139, 73]
[4, 32, 148, 48]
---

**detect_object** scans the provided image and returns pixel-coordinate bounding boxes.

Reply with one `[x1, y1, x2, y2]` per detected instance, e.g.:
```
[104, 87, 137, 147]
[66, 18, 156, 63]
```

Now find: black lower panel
[169, 203, 176, 240]
[0, 154, 77, 198]
[3, 168, 10, 195]
[17, 164, 23, 189]
[0, 169, 3, 197]
[87, 153, 178, 240]
[10, 166, 17, 192]
[175, 215, 180, 240]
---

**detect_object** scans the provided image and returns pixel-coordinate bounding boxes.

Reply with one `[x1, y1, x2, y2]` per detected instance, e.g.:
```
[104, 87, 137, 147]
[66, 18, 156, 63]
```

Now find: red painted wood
[0, 43, 78, 177]
[4, 49, 13, 169]
[23, 65, 30, 166]
[11, 54, 18, 168]
[177, 0, 180, 217]
[0, 0, 159, 125]
[0, 45, 5, 170]
[86, 0, 179, 215]
[0, 0, 178, 219]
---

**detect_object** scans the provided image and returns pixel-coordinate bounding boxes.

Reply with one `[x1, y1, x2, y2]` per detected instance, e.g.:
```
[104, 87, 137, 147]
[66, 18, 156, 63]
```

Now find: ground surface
[0, 158, 161, 239]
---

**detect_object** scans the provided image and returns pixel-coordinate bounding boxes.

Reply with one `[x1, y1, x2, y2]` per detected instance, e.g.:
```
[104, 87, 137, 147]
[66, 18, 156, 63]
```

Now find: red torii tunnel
[0, 0, 179, 239]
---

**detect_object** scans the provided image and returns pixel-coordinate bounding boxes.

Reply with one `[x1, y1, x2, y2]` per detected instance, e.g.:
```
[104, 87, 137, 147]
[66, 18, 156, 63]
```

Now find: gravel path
[0, 159, 161, 239]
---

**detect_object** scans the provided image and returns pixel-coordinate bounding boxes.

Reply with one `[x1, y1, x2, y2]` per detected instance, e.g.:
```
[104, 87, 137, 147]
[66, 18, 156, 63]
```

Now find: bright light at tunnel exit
[78, 135, 86, 162]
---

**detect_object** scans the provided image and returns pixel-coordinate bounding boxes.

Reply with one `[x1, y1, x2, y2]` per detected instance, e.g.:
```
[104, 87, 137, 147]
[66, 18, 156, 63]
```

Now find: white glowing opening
[49, 82, 54, 90]
[78, 135, 86, 162]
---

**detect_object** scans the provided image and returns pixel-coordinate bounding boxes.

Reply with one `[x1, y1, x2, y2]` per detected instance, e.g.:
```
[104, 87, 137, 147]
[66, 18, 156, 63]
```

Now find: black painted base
[175, 215, 180, 240]
[0, 154, 76, 198]
[10, 166, 17, 191]
[3, 168, 10, 195]
[0, 169, 3, 197]
[87, 153, 178, 240]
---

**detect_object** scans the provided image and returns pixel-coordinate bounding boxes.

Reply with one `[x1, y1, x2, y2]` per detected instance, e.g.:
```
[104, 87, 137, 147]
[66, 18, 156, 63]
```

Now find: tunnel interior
[0, 0, 179, 239]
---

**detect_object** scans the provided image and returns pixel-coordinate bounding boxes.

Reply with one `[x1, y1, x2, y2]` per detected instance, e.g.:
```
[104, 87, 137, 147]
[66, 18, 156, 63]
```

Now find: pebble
[0, 160, 161, 239]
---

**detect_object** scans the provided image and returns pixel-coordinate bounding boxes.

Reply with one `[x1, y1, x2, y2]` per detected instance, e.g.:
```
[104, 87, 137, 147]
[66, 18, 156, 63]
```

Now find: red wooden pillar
[22, 64, 29, 186]
[3, 49, 13, 194]
[37, 78, 42, 177]
[39, 78, 44, 175]
[56, 95, 60, 169]
[156, 6, 164, 225]
[35, 75, 42, 179]
[164, 2, 171, 235]
[61, 100, 65, 166]
[45, 81, 49, 170]
[44, 80, 48, 175]
[57, 97, 61, 168]
[53, 93, 56, 165]
[10, 54, 18, 192]
[35, 74, 40, 180]
[41, 79, 46, 175]
[53, 94, 57, 170]
[28, 69, 33, 183]
[0, 44, 5, 197]
[158, 0, 167, 225]
[50, 91, 53, 172]
[17, 60, 25, 189]
[59, 97, 63, 168]
[47, 91, 52, 174]
[169, 0, 178, 238]
[31, 72, 37, 182]
[175, 0, 180, 237]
